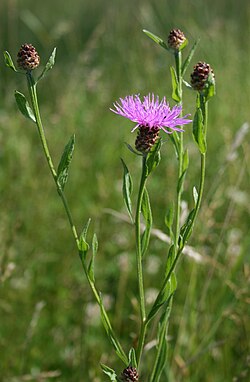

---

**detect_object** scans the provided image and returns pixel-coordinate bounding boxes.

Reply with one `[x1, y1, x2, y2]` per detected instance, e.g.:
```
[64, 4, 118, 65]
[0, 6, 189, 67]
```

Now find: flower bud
[121, 366, 139, 382]
[17, 43, 40, 71]
[135, 126, 159, 154]
[190, 61, 215, 91]
[167, 28, 186, 50]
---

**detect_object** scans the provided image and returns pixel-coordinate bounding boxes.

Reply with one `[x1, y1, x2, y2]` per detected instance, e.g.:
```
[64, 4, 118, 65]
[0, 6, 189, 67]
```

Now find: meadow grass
[0, 0, 249, 381]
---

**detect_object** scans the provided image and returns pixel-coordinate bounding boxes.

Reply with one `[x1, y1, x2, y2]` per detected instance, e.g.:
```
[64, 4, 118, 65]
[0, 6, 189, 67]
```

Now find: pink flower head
[110, 93, 192, 133]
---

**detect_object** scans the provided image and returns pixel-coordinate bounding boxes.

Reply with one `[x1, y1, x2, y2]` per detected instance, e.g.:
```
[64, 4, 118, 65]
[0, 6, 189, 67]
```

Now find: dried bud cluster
[135, 126, 159, 154]
[121, 366, 139, 382]
[168, 28, 186, 50]
[190, 61, 215, 91]
[17, 43, 40, 71]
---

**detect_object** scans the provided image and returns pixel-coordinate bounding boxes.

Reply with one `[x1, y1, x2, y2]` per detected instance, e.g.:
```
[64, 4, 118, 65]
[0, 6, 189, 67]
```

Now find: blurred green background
[0, 0, 249, 381]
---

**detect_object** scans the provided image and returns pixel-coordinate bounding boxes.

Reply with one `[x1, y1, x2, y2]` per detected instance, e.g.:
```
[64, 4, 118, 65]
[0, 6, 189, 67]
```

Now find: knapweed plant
[4, 27, 215, 381]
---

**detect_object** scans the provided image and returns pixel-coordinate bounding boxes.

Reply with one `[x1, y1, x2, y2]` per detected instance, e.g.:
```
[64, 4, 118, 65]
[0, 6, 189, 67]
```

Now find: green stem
[174, 50, 183, 252]
[26, 71, 128, 365]
[135, 155, 148, 364]
[190, 95, 207, 224]
[158, 98, 208, 291]
[26, 72, 79, 247]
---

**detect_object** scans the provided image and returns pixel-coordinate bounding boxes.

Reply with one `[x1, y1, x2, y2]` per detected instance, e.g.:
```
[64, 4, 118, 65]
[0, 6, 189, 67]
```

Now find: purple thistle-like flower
[110, 93, 192, 134]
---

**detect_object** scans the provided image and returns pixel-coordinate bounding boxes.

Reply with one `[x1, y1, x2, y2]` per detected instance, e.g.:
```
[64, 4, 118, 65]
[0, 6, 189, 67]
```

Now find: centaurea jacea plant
[110, 94, 192, 370]
[4, 29, 215, 381]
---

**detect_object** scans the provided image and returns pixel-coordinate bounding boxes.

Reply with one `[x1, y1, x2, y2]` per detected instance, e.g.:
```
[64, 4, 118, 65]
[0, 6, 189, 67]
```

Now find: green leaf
[37, 47, 56, 82]
[14, 91, 36, 122]
[150, 305, 172, 382]
[177, 149, 190, 195]
[178, 208, 195, 248]
[182, 39, 200, 76]
[192, 108, 206, 154]
[121, 159, 133, 223]
[169, 131, 180, 158]
[124, 142, 142, 156]
[147, 272, 177, 323]
[150, 337, 167, 382]
[165, 244, 176, 275]
[99, 294, 128, 364]
[193, 186, 198, 205]
[128, 348, 137, 368]
[79, 218, 90, 250]
[164, 202, 174, 231]
[170, 66, 181, 102]
[57, 134, 75, 190]
[146, 138, 162, 176]
[177, 169, 187, 194]
[183, 149, 189, 172]
[3, 51, 17, 72]
[100, 364, 117, 381]
[143, 29, 169, 51]
[203, 71, 216, 101]
[179, 38, 189, 52]
[182, 79, 193, 89]
[141, 188, 152, 257]
[88, 233, 98, 282]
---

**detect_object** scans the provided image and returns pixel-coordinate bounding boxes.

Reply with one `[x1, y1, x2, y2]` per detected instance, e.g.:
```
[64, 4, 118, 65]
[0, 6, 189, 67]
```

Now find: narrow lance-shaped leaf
[178, 208, 196, 249]
[142, 29, 169, 51]
[14, 91, 36, 122]
[165, 244, 176, 276]
[121, 158, 133, 223]
[141, 188, 152, 257]
[177, 150, 189, 194]
[182, 39, 200, 77]
[147, 272, 177, 323]
[192, 108, 206, 154]
[124, 142, 142, 156]
[100, 364, 117, 382]
[4, 51, 18, 72]
[193, 186, 198, 205]
[57, 134, 75, 190]
[165, 203, 175, 241]
[88, 233, 98, 282]
[79, 218, 91, 259]
[183, 149, 189, 172]
[128, 348, 137, 368]
[170, 66, 181, 103]
[37, 47, 57, 82]
[99, 294, 128, 364]
[149, 305, 172, 382]
[146, 138, 162, 176]
[203, 71, 216, 101]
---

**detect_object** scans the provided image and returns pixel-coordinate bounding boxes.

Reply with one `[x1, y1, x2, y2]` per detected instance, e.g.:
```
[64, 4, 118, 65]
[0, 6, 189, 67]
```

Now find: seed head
[190, 61, 215, 91]
[121, 366, 139, 382]
[167, 28, 186, 50]
[17, 43, 40, 71]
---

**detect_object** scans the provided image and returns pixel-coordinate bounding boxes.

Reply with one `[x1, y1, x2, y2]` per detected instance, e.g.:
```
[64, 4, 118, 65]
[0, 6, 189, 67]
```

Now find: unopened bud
[17, 43, 40, 71]
[121, 366, 139, 382]
[190, 61, 215, 91]
[168, 28, 186, 50]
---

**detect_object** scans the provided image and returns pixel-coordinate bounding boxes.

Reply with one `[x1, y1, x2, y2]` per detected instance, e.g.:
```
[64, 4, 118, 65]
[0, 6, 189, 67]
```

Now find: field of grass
[0, 0, 249, 381]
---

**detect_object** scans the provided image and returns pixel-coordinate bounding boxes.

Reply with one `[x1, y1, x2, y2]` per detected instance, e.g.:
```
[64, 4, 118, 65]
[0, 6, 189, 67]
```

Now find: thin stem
[174, 50, 183, 252]
[26, 72, 79, 247]
[190, 95, 207, 224]
[26, 71, 128, 365]
[135, 155, 148, 364]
